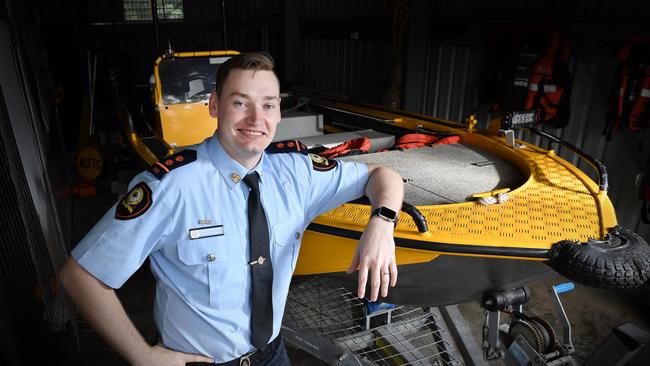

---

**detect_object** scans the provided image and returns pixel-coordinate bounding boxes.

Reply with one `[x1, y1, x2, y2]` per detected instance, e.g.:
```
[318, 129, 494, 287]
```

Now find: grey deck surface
[340, 144, 526, 205]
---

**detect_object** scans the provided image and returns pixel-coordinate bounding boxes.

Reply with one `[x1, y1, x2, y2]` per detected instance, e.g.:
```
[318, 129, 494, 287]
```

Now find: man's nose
[248, 105, 262, 123]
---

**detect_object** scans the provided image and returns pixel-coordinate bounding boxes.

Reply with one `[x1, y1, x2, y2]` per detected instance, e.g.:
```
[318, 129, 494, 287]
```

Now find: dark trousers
[258, 340, 290, 366]
[187, 339, 290, 366]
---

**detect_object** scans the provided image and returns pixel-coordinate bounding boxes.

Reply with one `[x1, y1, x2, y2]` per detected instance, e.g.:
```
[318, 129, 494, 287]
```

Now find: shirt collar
[207, 135, 268, 189]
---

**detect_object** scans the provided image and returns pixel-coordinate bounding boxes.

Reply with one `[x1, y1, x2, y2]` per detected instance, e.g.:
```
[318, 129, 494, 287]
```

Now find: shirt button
[207, 254, 216, 262]
[295, 232, 301, 239]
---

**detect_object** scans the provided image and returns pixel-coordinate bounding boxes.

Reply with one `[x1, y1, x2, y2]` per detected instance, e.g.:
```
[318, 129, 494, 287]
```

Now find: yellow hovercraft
[288, 95, 650, 305]
[124, 53, 650, 307]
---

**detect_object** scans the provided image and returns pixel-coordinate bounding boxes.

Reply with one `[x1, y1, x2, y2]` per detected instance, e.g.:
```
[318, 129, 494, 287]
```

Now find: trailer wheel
[547, 226, 650, 289]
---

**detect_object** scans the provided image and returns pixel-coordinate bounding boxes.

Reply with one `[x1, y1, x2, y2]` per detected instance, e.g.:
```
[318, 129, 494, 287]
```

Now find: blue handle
[364, 300, 396, 315]
[554, 282, 574, 294]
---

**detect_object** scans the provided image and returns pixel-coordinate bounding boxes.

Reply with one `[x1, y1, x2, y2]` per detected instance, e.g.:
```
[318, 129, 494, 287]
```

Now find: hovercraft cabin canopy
[153, 50, 239, 148]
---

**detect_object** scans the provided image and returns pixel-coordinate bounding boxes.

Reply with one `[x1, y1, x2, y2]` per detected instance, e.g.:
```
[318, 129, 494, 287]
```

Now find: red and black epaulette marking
[148, 149, 197, 180]
[116, 182, 152, 220]
[266, 140, 309, 155]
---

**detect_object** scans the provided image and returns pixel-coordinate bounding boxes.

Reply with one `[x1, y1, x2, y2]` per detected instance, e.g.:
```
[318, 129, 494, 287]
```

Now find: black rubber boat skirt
[308, 223, 550, 259]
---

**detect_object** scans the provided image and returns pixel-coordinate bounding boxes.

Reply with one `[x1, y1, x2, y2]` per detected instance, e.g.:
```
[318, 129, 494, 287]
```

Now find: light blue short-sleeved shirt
[72, 135, 369, 362]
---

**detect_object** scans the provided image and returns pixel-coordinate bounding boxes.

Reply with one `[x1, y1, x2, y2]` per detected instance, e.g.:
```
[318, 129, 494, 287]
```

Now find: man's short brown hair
[215, 52, 277, 96]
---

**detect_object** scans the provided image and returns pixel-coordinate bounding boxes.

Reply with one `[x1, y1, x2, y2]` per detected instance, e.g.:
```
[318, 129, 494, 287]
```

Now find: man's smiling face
[210, 68, 281, 169]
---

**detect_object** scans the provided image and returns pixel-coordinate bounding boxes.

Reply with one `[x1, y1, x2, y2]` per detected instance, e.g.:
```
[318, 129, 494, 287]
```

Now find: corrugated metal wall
[425, 0, 650, 17]
[88, 0, 392, 99]
[415, 44, 485, 121]
[402, 0, 650, 241]
[298, 38, 392, 102]
[294, 0, 393, 102]
[88, 0, 283, 84]
[301, 0, 386, 18]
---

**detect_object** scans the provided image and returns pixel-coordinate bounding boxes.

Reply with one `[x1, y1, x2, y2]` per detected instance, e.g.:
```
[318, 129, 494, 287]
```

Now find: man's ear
[208, 90, 218, 118]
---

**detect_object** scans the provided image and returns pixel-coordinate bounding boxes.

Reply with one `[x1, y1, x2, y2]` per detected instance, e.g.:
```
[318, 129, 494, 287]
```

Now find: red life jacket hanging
[483, 27, 573, 128]
[605, 35, 650, 140]
[524, 31, 572, 128]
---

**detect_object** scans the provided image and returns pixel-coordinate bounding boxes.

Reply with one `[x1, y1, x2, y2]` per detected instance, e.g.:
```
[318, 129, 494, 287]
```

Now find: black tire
[547, 226, 650, 289]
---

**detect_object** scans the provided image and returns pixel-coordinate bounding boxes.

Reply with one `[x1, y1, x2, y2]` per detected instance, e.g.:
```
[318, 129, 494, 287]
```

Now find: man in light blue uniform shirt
[59, 52, 404, 366]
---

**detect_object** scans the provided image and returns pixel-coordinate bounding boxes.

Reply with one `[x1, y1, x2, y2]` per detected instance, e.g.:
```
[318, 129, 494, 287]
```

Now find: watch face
[378, 206, 397, 220]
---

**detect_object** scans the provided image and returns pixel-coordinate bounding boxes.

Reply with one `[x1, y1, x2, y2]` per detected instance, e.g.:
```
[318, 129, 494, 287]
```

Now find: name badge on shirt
[188, 225, 224, 240]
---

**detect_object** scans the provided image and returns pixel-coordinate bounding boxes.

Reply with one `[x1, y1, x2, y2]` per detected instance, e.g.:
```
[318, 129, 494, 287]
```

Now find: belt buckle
[239, 354, 251, 366]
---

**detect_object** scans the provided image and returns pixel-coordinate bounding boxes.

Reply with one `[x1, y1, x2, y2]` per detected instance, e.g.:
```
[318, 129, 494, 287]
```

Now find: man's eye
[234, 101, 246, 108]
[264, 104, 277, 110]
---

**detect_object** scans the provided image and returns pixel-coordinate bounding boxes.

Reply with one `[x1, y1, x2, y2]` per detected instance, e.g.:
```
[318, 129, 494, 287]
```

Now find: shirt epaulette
[265, 140, 309, 155]
[148, 149, 197, 180]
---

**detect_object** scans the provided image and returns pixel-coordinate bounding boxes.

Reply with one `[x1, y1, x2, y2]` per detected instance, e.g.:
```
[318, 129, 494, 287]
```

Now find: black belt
[188, 336, 282, 366]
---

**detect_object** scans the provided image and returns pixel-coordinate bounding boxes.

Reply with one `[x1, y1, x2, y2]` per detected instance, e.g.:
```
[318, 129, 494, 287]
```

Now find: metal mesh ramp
[283, 276, 461, 365]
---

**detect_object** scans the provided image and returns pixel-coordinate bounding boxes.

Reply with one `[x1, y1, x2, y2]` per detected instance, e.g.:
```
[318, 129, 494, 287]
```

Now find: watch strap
[371, 206, 398, 223]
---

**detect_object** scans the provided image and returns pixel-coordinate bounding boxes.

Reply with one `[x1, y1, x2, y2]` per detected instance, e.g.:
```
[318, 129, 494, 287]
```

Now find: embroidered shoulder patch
[266, 140, 308, 155]
[148, 149, 197, 180]
[309, 153, 338, 172]
[116, 182, 153, 220]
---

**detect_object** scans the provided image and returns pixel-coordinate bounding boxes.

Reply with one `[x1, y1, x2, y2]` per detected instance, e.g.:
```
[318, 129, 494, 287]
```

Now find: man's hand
[135, 343, 214, 366]
[59, 258, 215, 366]
[347, 164, 403, 301]
[347, 217, 398, 301]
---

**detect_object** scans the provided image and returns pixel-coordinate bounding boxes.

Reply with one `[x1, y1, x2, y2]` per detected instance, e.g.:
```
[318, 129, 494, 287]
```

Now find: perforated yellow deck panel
[317, 148, 602, 247]
[295, 102, 618, 275]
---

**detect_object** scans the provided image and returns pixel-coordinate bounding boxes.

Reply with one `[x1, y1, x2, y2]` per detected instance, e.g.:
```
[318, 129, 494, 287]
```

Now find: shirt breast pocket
[177, 234, 245, 309]
[271, 222, 301, 273]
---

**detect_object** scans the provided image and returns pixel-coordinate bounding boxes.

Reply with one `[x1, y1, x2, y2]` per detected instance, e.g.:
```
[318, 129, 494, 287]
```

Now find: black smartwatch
[371, 206, 398, 223]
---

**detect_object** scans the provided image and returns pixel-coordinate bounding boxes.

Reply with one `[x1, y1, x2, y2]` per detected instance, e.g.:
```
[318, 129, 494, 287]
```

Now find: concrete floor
[71, 181, 650, 365]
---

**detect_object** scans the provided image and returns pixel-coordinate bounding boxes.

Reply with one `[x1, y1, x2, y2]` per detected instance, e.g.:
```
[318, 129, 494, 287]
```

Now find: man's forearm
[348, 164, 403, 300]
[365, 165, 404, 212]
[59, 257, 151, 365]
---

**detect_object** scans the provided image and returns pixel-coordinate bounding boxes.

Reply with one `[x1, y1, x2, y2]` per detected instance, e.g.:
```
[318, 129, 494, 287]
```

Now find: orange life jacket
[524, 30, 572, 127]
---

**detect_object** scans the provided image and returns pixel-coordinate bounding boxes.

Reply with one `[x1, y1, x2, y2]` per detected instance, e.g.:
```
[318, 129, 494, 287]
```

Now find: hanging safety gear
[524, 33, 572, 128]
[604, 35, 650, 140]
[483, 27, 573, 128]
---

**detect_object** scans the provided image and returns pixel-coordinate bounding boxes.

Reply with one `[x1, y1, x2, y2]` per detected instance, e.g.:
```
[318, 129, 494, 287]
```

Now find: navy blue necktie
[243, 172, 273, 350]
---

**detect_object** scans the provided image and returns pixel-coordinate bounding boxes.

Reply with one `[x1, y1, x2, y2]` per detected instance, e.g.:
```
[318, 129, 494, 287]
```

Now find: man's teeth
[240, 129, 264, 136]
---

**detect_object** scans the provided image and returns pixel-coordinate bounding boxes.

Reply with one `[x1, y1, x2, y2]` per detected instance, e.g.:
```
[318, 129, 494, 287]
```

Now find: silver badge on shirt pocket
[188, 225, 224, 240]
